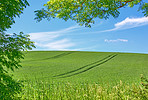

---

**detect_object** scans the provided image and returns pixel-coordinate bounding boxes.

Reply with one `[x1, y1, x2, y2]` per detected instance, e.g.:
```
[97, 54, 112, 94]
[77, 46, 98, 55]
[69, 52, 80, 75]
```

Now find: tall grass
[16, 75, 148, 100]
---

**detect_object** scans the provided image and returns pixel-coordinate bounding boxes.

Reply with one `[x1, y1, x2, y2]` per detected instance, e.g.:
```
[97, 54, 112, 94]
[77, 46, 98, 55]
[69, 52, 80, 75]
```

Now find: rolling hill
[12, 51, 148, 85]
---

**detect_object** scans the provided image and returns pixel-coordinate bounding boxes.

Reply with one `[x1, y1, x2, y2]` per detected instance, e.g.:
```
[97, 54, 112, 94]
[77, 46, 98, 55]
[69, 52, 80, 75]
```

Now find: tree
[35, 0, 148, 27]
[0, 0, 35, 99]
[0, 0, 29, 31]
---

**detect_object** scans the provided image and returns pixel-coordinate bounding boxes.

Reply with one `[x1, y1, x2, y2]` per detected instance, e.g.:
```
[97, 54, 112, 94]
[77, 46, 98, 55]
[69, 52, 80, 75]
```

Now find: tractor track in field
[26, 52, 75, 62]
[53, 54, 115, 77]
[43, 52, 74, 60]
[53, 54, 118, 78]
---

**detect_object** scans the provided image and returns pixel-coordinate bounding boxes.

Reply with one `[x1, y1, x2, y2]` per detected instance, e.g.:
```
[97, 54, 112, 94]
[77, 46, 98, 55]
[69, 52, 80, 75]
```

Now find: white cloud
[29, 25, 79, 42]
[105, 39, 128, 43]
[29, 33, 60, 42]
[101, 17, 148, 32]
[35, 39, 75, 50]
[28, 25, 79, 50]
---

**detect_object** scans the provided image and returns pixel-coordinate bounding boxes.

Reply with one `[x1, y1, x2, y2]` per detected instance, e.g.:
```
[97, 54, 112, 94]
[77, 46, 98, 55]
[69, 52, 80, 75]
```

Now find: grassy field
[11, 51, 148, 85]
[10, 51, 148, 99]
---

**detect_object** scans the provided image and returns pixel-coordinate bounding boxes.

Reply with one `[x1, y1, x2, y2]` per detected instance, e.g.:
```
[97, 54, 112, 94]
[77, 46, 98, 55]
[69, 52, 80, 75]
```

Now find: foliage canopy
[0, 0, 29, 31]
[35, 0, 148, 27]
[0, 0, 35, 99]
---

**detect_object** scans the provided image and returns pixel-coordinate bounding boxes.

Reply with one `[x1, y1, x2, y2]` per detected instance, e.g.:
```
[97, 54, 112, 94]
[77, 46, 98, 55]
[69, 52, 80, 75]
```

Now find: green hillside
[12, 51, 148, 85]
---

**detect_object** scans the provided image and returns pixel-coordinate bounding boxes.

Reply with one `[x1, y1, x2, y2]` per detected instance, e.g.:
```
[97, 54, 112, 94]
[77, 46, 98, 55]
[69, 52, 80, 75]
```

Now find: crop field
[10, 51, 148, 99]
[12, 51, 148, 85]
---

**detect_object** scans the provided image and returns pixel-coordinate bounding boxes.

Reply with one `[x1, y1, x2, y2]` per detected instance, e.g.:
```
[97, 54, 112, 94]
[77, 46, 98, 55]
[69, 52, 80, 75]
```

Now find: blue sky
[7, 0, 148, 54]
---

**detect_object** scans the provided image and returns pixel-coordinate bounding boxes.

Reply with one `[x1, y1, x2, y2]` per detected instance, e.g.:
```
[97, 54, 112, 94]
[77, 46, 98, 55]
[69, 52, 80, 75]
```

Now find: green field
[12, 51, 148, 85]
[10, 51, 148, 99]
